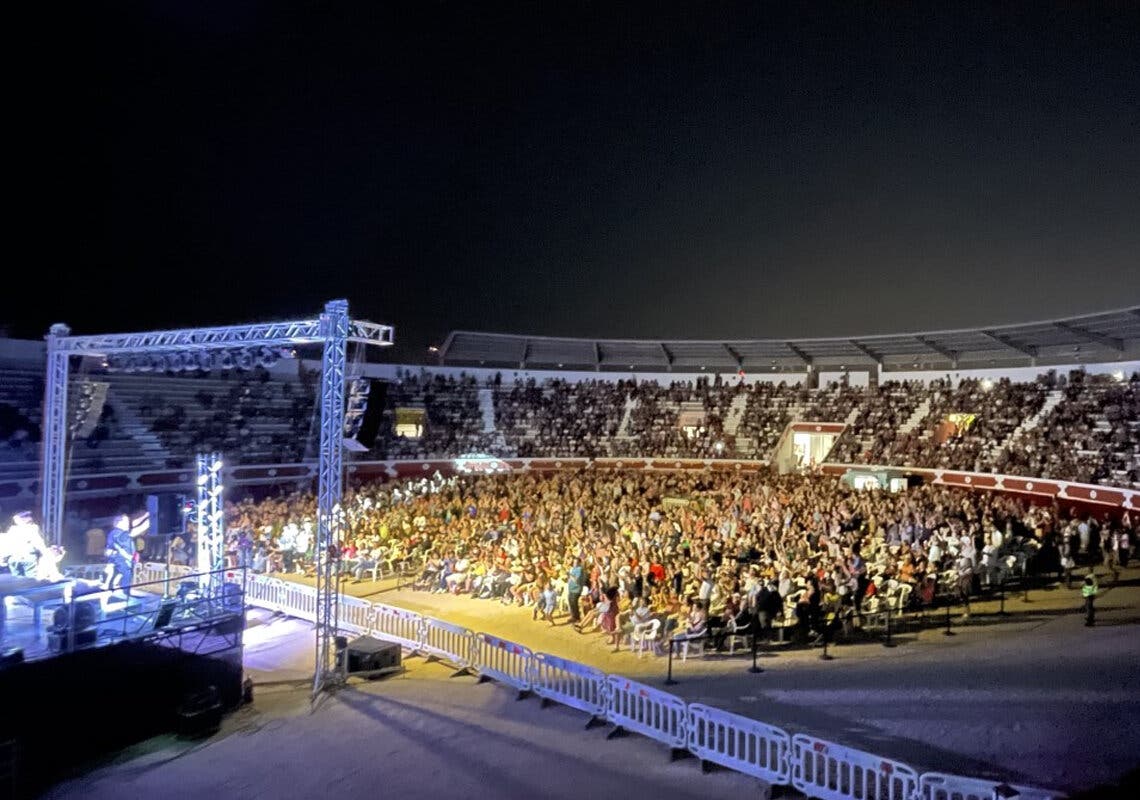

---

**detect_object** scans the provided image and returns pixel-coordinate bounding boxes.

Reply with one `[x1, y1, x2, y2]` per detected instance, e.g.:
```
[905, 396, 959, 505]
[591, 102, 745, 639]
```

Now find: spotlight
[197, 351, 215, 371]
[212, 459, 223, 472]
[219, 351, 236, 370]
[236, 350, 254, 370]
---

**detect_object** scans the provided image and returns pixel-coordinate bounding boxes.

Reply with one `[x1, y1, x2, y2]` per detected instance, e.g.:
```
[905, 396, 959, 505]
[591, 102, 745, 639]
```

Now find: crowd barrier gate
[474, 632, 533, 697]
[792, 733, 918, 800]
[530, 652, 607, 726]
[604, 675, 687, 758]
[687, 703, 791, 786]
[421, 617, 476, 673]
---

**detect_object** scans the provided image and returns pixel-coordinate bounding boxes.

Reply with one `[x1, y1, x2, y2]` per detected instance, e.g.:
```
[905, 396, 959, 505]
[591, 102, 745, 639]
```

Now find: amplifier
[345, 635, 401, 674]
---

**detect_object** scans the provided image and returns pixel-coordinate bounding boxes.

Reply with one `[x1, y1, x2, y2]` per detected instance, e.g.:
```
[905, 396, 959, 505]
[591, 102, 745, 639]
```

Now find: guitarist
[105, 513, 140, 595]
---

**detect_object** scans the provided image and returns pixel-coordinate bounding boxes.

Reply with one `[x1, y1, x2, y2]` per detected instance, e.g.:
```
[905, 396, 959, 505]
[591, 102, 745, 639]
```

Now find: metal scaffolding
[39, 299, 392, 695]
[195, 452, 226, 591]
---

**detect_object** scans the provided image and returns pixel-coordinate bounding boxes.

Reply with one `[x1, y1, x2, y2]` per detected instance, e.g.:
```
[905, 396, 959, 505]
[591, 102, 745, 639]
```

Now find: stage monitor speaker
[146, 493, 183, 537]
[345, 635, 401, 674]
[352, 380, 389, 449]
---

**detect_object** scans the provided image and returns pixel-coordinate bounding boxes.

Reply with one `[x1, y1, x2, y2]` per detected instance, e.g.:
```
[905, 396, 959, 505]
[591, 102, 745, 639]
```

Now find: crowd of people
[214, 467, 1135, 653]
[2, 361, 1139, 490]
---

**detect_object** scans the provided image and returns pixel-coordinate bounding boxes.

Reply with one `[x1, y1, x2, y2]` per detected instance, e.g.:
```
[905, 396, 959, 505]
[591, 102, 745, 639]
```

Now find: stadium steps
[898, 397, 932, 436]
[476, 388, 496, 433]
[723, 392, 749, 436]
[616, 395, 637, 437]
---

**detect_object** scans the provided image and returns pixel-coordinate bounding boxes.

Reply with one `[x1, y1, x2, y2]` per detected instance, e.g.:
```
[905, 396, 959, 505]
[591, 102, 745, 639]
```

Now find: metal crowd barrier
[687, 703, 791, 786]
[370, 603, 424, 654]
[604, 675, 687, 756]
[474, 633, 533, 697]
[249, 579, 1066, 800]
[792, 733, 918, 800]
[919, 772, 1060, 800]
[529, 652, 606, 725]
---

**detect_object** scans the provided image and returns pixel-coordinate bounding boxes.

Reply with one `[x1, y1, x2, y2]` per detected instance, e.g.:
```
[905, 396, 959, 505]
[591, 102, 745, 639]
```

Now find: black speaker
[146, 493, 183, 537]
[345, 635, 401, 674]
[176, 686, 222, 738]
[353, 381, 388, 449]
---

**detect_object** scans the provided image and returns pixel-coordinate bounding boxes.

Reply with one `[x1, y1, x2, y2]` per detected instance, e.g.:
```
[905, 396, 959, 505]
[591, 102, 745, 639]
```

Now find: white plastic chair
[631, 619, 661, 658]
[676, 626, 707, 661]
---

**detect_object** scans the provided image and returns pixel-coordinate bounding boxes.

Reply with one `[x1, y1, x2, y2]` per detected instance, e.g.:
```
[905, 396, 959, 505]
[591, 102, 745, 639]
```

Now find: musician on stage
[1, 511, 65, 581]
[105, 512, 148, 595]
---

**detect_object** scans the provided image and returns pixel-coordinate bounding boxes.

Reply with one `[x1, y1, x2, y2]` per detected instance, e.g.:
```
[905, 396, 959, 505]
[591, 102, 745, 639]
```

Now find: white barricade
[687, 704, 791, 786]
[530, 653, 606, 720]
[919, 772, 1061, 800]
[278, 581, 318, 622]
[338, 595, 374, 635]
[371, 603, 425, 653]
[474, 633, 533, 694]
[421, 617, 475, 670]
[792, 734, 918, 800]
[244, 576, 286, 611]
[604, 675, 686, 752]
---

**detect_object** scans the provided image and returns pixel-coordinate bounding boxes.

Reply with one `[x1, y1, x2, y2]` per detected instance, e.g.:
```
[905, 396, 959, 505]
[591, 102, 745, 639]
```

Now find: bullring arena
[2, 306, 1140, 799]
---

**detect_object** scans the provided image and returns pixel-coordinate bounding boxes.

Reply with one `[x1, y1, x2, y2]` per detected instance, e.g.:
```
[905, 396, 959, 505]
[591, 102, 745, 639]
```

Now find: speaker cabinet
[345, 635, 401, 674]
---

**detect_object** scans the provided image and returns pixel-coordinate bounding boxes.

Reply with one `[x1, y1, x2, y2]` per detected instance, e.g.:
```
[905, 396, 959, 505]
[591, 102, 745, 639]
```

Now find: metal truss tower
[195, 452, 226, 590]
[40, 300, 392, 695]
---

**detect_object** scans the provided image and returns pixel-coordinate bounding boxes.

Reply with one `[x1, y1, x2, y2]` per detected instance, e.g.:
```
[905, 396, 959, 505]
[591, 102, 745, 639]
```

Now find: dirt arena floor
[44, 565, 1140, 799]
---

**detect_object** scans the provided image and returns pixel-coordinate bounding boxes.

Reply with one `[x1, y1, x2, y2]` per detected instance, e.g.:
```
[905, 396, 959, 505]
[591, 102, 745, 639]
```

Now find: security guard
[1081, 573, 1099, 627]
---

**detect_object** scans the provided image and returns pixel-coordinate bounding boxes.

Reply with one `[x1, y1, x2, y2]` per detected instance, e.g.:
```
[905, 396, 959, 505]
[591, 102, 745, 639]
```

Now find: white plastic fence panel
[792, 734, 918, 800]
[474, 633, 533, 692]
[421, 617, 475, 668]
[604, 675, 686, 750]
[371, 603, 425, 652]
[530, 653, 606, 718]
[687, 703, 791, 786]
[277, 581, 318, 622]
[244, 576, 286, 611]
[338, 595, 374, 635]
[132, 562, 166, 587]
[919, 772, 1061, 800]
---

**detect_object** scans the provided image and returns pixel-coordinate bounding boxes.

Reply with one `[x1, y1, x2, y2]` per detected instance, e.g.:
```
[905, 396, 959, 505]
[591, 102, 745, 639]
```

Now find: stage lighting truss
[102, 345, 285, 374]
[41, 301, 393, 696]
[196, 452, 226, 590]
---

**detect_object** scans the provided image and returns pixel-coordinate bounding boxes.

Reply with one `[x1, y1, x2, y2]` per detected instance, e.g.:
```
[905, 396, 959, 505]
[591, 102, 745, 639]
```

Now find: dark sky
[14, 1, 1140, 359]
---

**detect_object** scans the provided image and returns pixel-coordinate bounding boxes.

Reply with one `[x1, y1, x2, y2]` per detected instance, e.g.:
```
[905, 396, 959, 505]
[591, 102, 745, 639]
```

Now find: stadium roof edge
[438, 305, 1140, 371]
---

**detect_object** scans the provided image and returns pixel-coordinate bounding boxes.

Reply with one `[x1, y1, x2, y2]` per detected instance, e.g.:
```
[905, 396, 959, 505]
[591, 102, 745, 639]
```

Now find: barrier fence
[236, 576, 1065, 800]
[687, 703, 791, 786]
[792, 734, 919, 800]
[475, 632, 533, 695]
[530, 652, 606, 723]
[605, 674, 687, 754]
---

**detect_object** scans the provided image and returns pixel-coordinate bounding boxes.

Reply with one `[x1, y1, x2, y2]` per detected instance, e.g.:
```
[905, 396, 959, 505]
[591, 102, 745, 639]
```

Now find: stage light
[219, 351, 236, 370]
[212, 459, 224, 472]
[197, 474, 208, 486]
[197, 351, 215, 371]
[236, 350, 254, 370]
[981, 379, 994, 391]
[428, 345, 439, 353]
[1113, 370, 1125, 382]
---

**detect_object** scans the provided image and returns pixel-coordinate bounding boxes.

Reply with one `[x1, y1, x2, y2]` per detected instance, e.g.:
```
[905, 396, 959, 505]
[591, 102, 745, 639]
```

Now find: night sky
[13, 1, 1140, 359]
